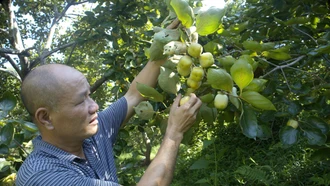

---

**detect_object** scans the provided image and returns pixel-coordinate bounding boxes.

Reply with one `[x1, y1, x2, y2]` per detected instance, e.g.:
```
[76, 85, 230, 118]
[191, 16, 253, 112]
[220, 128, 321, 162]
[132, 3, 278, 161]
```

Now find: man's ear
[35, 108, 54, 130]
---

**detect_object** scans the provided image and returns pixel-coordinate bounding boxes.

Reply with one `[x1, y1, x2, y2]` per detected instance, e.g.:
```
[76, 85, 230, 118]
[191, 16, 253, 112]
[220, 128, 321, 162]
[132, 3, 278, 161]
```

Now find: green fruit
[287, 119, 299, 129]
[177, 55, 193, 76]
[188, 43, 203, 58]
[187, 78, 201, 90]
[189, 66, 204, 81]
[180, 96, 190, 106]
[178, 55, 193, 69]
[177, 66, 191, 76]
[214, 93, 228, 110]
[134, 101, 155, 120]
[199, 52, 214, 68]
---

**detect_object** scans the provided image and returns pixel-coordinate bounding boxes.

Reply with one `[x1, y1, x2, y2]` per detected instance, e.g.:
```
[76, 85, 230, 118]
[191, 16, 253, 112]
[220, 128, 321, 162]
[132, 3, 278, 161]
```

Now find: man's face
[48, 68, 99, 142]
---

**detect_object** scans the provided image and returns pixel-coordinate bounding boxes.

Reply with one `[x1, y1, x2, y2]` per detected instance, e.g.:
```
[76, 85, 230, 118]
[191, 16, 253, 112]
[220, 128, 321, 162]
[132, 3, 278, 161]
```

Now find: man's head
[21, 64, 99, 143]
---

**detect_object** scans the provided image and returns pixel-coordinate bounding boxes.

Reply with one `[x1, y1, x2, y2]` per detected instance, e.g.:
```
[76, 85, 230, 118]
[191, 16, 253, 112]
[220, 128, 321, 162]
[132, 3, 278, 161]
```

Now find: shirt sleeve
[96, 97, 127, 145]
[19, 169, 121, 186]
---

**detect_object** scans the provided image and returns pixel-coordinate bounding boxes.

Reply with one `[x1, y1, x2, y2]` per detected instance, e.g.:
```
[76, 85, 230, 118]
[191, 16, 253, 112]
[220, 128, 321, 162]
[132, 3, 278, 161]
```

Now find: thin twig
[13, 139, 30, 156]
[280, 67, 291, 92]
[260, 56, 305, 78]
[292, 26, 318, 45]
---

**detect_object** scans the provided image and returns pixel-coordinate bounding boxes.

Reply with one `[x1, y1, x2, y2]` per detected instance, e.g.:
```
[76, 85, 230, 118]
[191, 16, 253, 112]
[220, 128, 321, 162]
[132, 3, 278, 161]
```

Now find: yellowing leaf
[134, 101, 155, 120]
[136, 82, 164, 102]
[158, 67, 181, 94]
[230, 58, 254, 91]
[241, 91, 276, 110]
[196, 7, 226, 36]
[207, 68, 233, 92]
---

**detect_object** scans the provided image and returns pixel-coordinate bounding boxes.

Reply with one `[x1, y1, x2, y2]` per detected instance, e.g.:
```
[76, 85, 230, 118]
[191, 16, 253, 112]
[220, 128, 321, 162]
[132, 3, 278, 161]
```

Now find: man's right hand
[166, 93, 202, 141]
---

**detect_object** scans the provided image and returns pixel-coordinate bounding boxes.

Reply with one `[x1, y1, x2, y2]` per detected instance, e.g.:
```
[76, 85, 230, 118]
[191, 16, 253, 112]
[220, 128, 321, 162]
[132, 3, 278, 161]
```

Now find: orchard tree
[1, 0, 330, 185]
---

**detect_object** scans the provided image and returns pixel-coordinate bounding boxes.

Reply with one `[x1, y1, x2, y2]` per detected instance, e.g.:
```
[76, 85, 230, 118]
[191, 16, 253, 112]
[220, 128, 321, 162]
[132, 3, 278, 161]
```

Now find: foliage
[0, 0, 330, 185]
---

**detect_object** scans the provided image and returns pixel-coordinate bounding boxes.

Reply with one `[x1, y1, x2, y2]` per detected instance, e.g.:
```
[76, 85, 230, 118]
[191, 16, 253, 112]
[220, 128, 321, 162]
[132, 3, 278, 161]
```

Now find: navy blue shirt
[16, 97, 127, 186]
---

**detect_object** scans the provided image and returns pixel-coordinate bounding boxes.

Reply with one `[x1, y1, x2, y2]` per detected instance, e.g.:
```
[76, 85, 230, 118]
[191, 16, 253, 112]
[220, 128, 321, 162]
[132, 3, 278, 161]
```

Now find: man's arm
[137, 93, 202, 186]
[123, 19, 180, 123]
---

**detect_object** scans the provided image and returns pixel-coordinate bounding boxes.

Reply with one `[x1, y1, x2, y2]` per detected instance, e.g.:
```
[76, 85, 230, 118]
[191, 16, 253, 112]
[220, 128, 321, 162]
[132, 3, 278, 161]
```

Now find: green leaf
[240, 104, 258, 139]
[257, 125, 272, 140]
[242, 40, 262, 52]
[307, 116, 329, 135]
[170, 0, 194, 28]
[8, 133, 24, 148]
[196, 6, 226, 36]
[0, 144, 9, 156]
[303, 128, 327, 146]
[207, 68, 233, 92]
[149, 41, 167, 61]
[158, 67, 181, 94]
[280, 126, 299, 146]
[195, 178, 209, 184]
[153, 28, 181, 44]
[310, 148, 330, 161]
[200, 104, 216, 126]
[136, 82, 164, 102]
[244, 78, 268, 92]
[229, 87, 241, 110]
[0, 123, 14, 145]
[189, 157, 210, 170]
[0, 92, 17, 119]
[134, 101, 155, 120]
[241, 91, 276, 111]
[202, 138, 215, 150]
[230, 58, 254, 91]
[21, 121, 39, 133]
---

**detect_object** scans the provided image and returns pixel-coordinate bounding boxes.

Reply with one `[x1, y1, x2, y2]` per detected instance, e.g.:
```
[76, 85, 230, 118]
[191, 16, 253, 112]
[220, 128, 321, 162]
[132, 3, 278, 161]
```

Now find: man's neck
[42, 135, 86, 159]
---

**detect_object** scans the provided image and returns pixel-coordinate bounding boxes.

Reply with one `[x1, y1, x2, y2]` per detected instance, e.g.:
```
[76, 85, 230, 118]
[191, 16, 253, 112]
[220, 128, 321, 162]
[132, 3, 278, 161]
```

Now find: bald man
[16, 21, 202, 186]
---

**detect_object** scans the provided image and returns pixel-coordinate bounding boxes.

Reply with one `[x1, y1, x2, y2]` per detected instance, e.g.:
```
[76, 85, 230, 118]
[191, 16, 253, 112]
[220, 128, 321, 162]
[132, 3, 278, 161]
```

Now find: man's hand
[166, 93, 202, 141]
[137, 93, 202, 186]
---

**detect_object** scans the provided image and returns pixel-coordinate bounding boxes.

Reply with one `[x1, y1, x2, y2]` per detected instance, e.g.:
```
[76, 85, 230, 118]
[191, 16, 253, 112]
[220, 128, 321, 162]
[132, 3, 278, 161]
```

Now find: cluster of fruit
[175, 42, 229, 110]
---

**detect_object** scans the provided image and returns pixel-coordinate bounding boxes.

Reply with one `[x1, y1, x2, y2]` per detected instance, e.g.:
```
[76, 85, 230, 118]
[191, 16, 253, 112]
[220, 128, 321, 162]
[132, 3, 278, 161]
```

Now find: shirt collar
[32, 135, 93, 162]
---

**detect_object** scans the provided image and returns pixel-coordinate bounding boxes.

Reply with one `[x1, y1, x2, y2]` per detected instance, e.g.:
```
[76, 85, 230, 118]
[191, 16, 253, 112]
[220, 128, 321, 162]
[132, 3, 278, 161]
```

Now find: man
[16, 20, 202, 186]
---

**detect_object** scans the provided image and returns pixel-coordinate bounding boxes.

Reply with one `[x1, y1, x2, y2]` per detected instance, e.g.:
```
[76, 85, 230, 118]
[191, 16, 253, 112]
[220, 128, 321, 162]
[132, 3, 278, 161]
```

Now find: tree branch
[32, 41, 77, 67]
[260, 56, 305, 78]
[6, 0, 24, 51]
[90, 70, 115, 93]
[0, 47, 34, 56]
[0, 54, 22, 79]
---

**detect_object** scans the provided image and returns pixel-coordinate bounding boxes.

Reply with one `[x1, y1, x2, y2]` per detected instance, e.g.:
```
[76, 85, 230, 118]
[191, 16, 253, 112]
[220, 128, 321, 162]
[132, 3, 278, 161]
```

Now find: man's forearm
[123, 59, 165, 122]
[129, 60, 164, 99]
[137, 133, 183, 186]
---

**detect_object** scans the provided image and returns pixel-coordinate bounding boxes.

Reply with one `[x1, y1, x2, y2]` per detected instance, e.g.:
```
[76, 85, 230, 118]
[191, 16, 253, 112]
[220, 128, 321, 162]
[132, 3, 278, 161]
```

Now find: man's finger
[173, 93, 182, 107]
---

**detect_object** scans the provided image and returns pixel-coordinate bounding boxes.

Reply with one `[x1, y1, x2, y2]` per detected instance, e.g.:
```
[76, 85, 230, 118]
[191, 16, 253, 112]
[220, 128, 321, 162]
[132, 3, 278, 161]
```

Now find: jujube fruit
[199, 52, 214, 68]
[188, 43, 203, 58]
[180, 96, 190, 106]
[214, 93, 228, 110]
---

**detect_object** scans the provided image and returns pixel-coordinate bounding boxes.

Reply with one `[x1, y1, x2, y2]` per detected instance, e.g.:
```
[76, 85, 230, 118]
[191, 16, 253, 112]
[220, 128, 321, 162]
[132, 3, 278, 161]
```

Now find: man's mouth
[89, 114, 98, 124]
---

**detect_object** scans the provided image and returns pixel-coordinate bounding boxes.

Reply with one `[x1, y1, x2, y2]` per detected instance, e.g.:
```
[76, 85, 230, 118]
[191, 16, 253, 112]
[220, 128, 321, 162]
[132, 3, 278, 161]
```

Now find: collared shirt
[16, 97, 127, 186]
